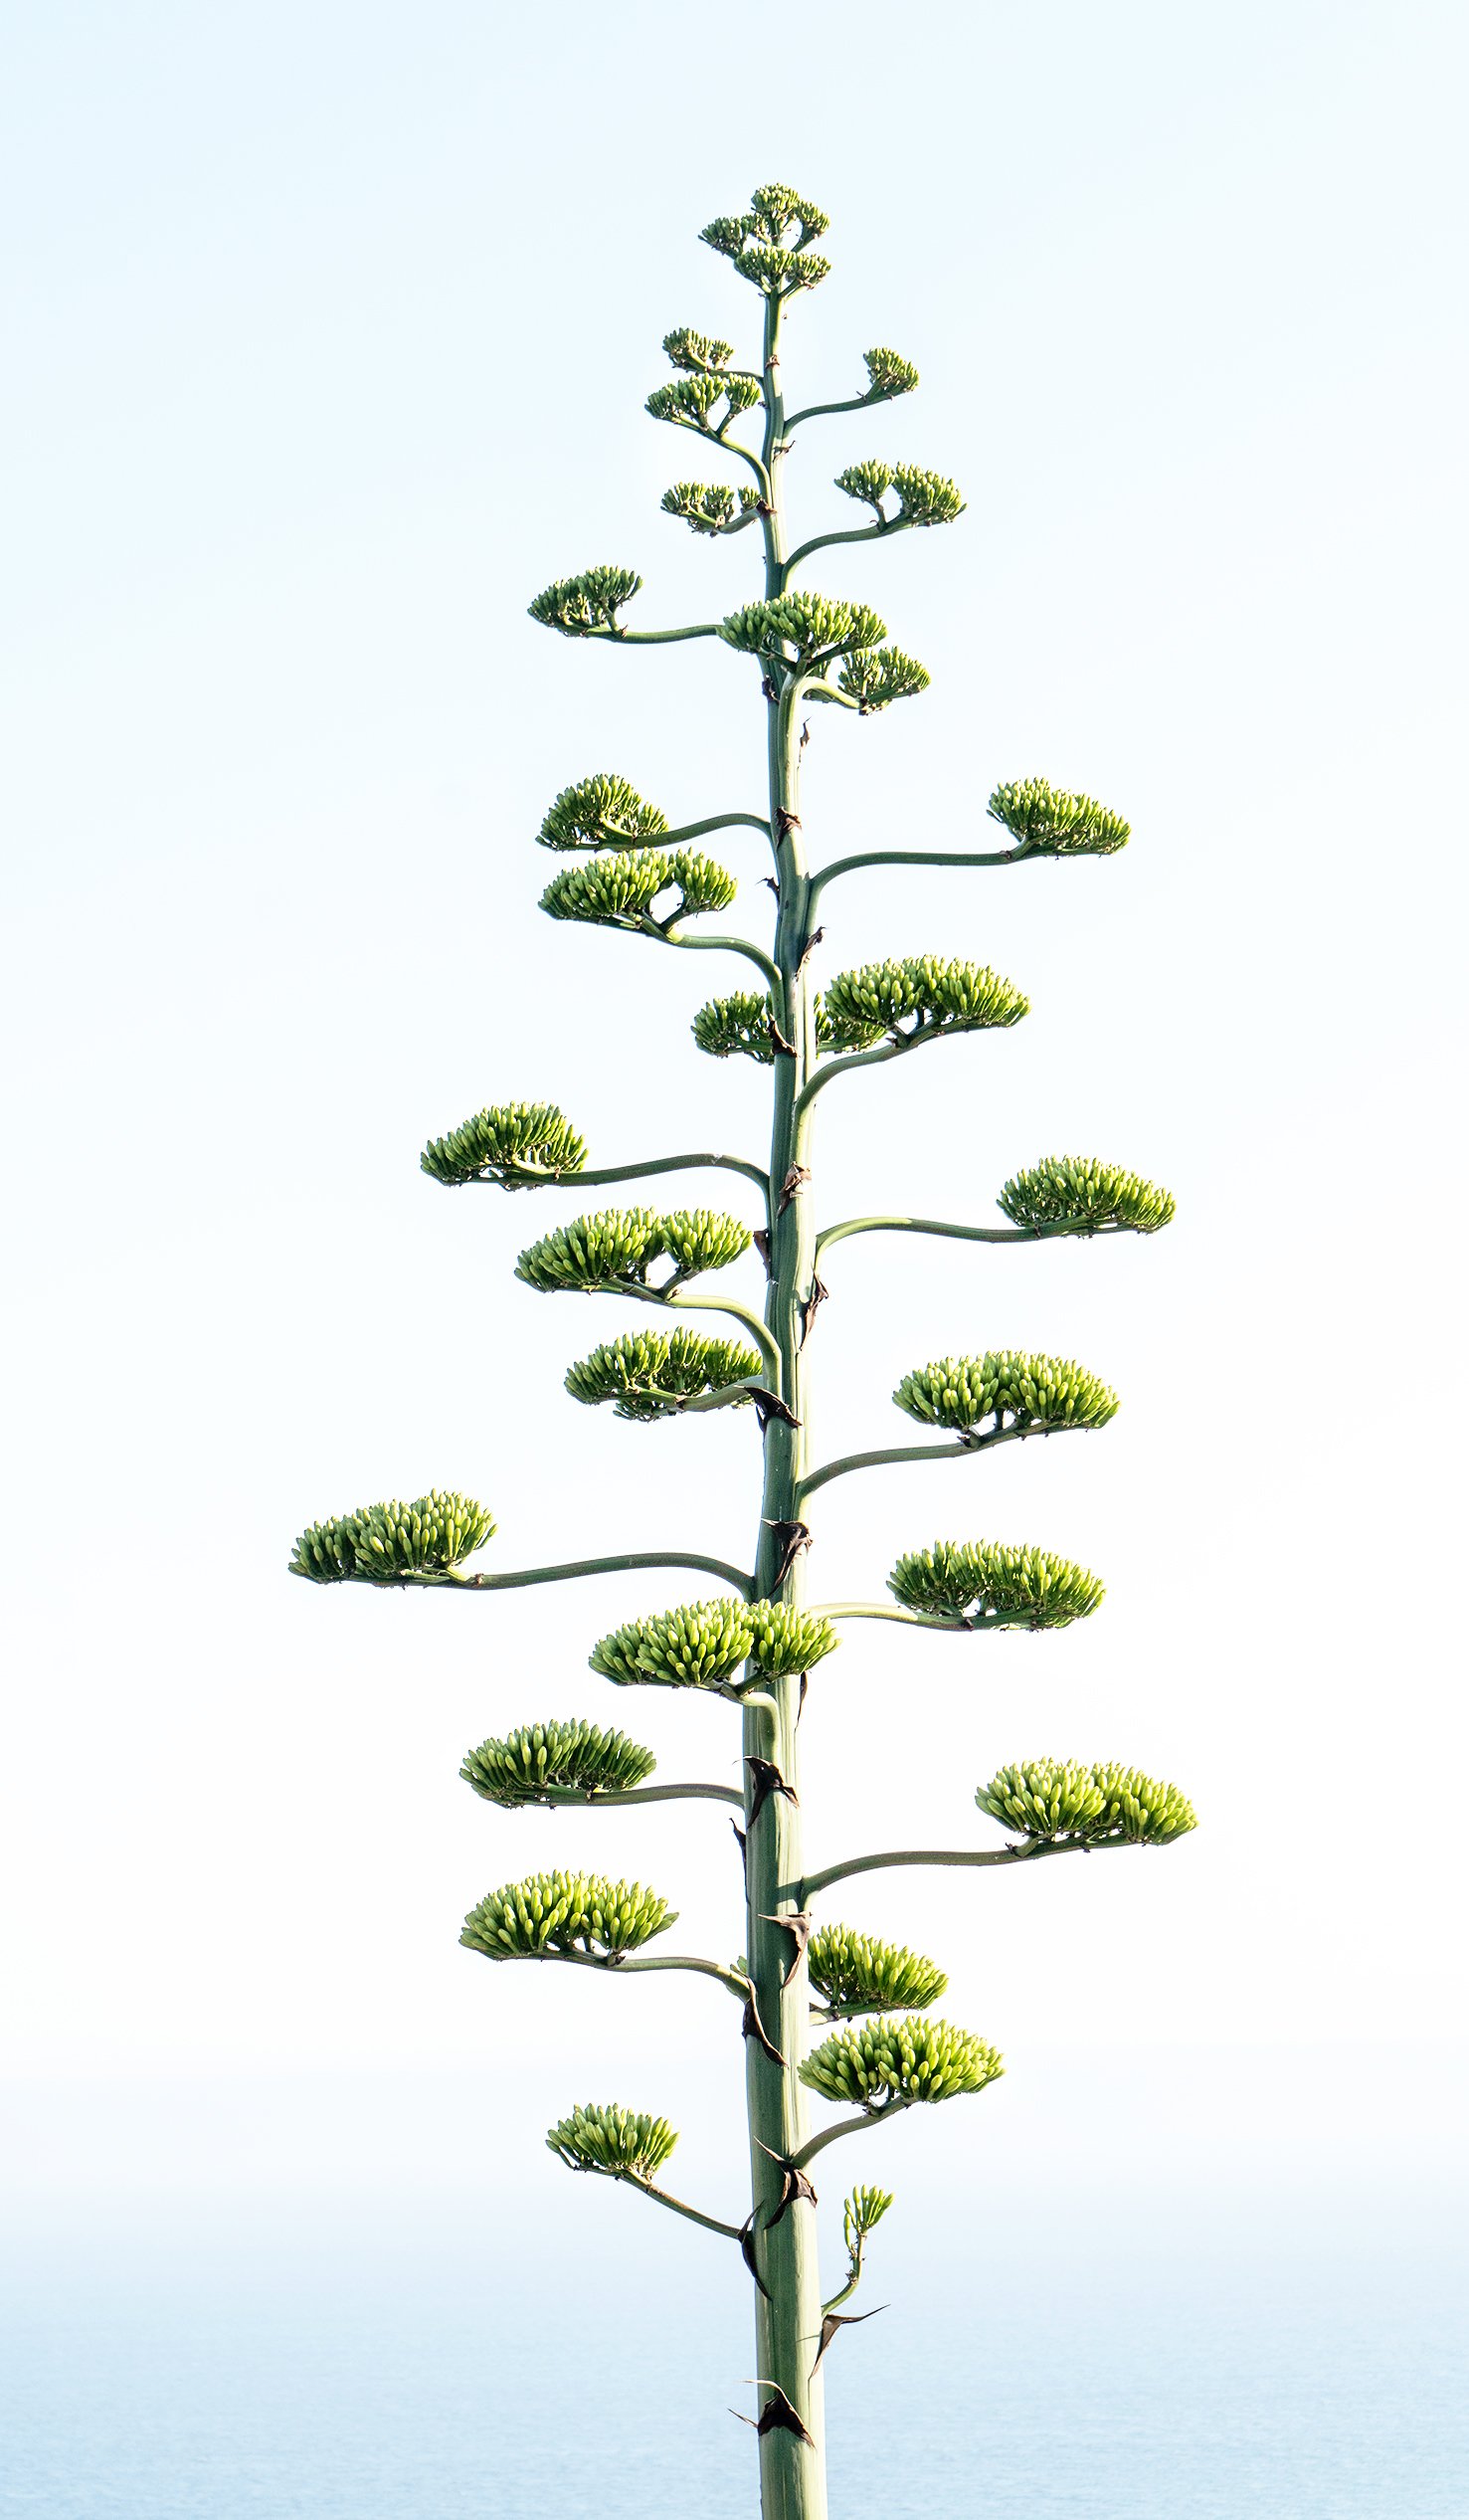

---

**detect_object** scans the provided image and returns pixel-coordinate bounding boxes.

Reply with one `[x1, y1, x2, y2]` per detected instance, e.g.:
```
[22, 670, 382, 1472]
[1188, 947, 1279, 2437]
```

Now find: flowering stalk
[291, 182, 1193, 2520]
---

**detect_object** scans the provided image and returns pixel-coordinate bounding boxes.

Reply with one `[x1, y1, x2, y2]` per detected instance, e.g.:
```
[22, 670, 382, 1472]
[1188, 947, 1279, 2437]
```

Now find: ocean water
[3, 2205, 1465, 2519]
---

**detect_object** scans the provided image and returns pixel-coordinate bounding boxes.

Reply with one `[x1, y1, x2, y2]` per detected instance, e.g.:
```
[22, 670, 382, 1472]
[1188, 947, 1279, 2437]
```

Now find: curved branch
[793, 1025, 955, 1120]
[802, 1836, 1133, 1903]
[610, 622, 724, 647]
[539, 1780, 744, 1811]
[622, 2173, 743, 2243]
[784, 395, 877, 431]
[791, 2098, 916, 2173]
[814, 1601, 990, 1633]
[517, 1947, 747, 2000]
[655, 924, 783, 992]
[799, 1424, 1034, 1502]
[784, 519, 901, 576]
[461, 1550, 754, 1600]
[807, 845, 1032, 908]
[815, 1213, 1094, 1260]
[660, 812, 772, 847]
[573, 1151, 771, 1200]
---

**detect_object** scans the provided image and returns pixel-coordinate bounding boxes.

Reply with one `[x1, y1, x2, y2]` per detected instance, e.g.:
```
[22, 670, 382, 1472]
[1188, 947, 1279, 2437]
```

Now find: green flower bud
[691, 991, 836, 1064]
[891, 464, 966, 526]
[539, 848, 737, 931]
[564, 1327, 760, 1421]
[801, 2016, 1003, 2110]
[824, 957, 1027, 1047]
[536, 774, 670, 853]
[745, 1601, 838, 1678]
[732, 243, 831, 296]
[842, 2185, 893, 2251]
[461, 1718, 656, 1808]
[888, 1539, 1104, 1628]
[809, 1924, 948, 2017]
[836, 646, 931, 712]
[998, 1156, 1176, 1235]
[288, 1491, 495, 1584]
[527, 565, 642, 637]
[515, 1208, 662, 1294]
[421, 1101, 587, 1190]
[547, 2101, 678, 2183]
[987, 776, 1130, 858]
[1089, 1763, 1197, 1844]
[461, 1869, 674, 1960]
[834, 460, 895, 514]
[892, 1350, 1118, 1436]
[661, 482, 741, 535]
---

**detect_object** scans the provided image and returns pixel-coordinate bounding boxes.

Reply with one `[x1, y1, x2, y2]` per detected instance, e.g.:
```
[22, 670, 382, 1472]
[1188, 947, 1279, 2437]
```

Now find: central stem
[742, 287, 829, 2520]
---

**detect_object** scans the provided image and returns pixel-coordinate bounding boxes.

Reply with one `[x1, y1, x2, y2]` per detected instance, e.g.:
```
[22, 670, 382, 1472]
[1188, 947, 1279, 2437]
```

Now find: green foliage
[987, 777, 1130, 858]
[661, 328, 735, 372]
[514, 1207, 751, 1295]
[547, 2101, 678, 2182]
[661, 482, 762, 536]
[461, 1870, 675, 1961]
[889, 1539, 1105, 1628]
[590, 1598, 838, 1692]
[808, 1924, 948, 2017]
[692, 990, 781, 1064]
[528, 565, 643, 638]
[564, 1326, 760, 1420]
[824, 956, 1028, 1047]
[861, 345, 919, 401]
[289, 1491, 494, 1585]
[540, 847, 737, 931]
[836, 645, 931, 712]
[999, 1155, 1177, 1236]
[976, 1758, 1197, 1845]
[834, 462, 964, 528]
[893, 1350, 1118, 1437]
[591, 1597, 757, 1691]
[421, 1100, 588, 1190]
[800, 2016, 1003, 2110]
[646, 373, 762, 436]
[536, 774, 670, 853]
[461, 1719, 656, 1808]
[720, 591, 886, 667]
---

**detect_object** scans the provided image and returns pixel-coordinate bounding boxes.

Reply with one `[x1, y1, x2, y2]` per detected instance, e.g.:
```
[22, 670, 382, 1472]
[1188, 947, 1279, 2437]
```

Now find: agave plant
[291, 177, 1194, 2520]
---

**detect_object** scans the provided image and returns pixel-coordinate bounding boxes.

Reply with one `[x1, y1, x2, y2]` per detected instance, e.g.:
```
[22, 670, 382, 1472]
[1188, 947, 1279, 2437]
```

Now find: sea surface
[3, 2205, 1465, 2518]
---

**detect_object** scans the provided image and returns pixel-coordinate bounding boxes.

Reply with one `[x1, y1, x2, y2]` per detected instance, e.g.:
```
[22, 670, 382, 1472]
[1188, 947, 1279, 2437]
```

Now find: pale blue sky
[4, 0, 1466, 2252]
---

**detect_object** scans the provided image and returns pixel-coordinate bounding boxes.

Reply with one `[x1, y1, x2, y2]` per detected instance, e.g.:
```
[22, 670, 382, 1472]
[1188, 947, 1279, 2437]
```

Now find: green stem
[814, 1213, 1085, 1258]
[798, 1424, 1034, 1500]
[660, 813, 773, 846]
[657, 926, 784, 991]
[573, 1151, 770, 1201]
[519, 1946, 748, 1999]
[539, 1780, 744, 1810]
[612, 622, 724, 646]
[791, 2099, 915, 2172]
[793, 1025, 955, 1120]
[802, 1838, 1130, 1903]
[783, 518, 900, 576]
[784, 396, 876, 430]
[622, 2173, 744, 2243]
[460, 1550, 753, 1599]
[807, 845, 1030, 907]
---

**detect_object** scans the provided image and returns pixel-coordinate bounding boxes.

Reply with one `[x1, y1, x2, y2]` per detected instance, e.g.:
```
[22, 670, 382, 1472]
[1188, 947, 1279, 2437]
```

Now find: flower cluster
[540, 847, 736, 931]
[892, 1350, 1118, 1437]
[528, 565, 642, 637]
[536, 774, 670, 853]
[808, 1924, 948, 2017]
[546, 2102, 678, 2183]
[833, 461, 965, 527]
[564, 1327, 760, 1420]
[289, 1491, 494, 1585]
[589, 1597, 837, 1692]
[824, 957, 1028, 1047]
[700, 183, 831, 295]
[460, 1719, 656, 1809]
[421, 1101, 588, 1190]
[514, 1207, 751, 1295]
[720, 591, 886, 667]
[976, 1759, 1196, 1845]
[998, 1156, 1177, 1236]
[888, 1539, 1105, 1627]
[460, 1870, 674, 1961]
[660, 482, 763, 536]
[987, 777, 1130, 857]
[800, 2016, 1003, 2110]
[835, 646, 931, 712]
[645, 372, 762, 436]
[691, 990, 834, 1064]
[860, 346, 919, 401]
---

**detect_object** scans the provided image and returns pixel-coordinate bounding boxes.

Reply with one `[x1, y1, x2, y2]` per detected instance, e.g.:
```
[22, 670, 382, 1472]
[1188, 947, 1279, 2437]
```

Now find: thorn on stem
[732, 2381, 813, 2445]
[796, 925, 825, 972]
[799, 1276, 828, 1346]
[751, 1388, 801, 1431]
[752, 1228, 772, 1277]
[737, 2213, 774, 2302]
[741, 1984, 788, 2067]
[764, 1518, 812, 1587]
[812, 2306, 886, 2375]
[779, 1164, 812, 1214]
[760, 1909, 815, 1986]
[746, 1755, 798, 1829]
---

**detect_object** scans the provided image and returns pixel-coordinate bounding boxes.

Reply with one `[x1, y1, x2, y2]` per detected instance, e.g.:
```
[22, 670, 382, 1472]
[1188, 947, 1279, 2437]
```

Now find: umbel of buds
[289, 1491, 494, 1585]
[800, 2017, 1005, 2110]
[547, 2102, 679, 2183]
[564, 1326, 762, 1419]
[824, 957, 1029, 1044]
[515, 1207, 752, 1295]
[999, 1155, 1177, 1234]
[460, 1870, 675, 1961]
[589, 1599, 839, 1692]
[460, 1719, 657, 1809]
[888, 1539, 1106, 1627]
[421, 1101, 588, 1190]
[976, 1759, 1197, 1845]
[536, 773, 671, 852]
[808, 1925, 948, 2018]
[892, 1350, 1118, 1436]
